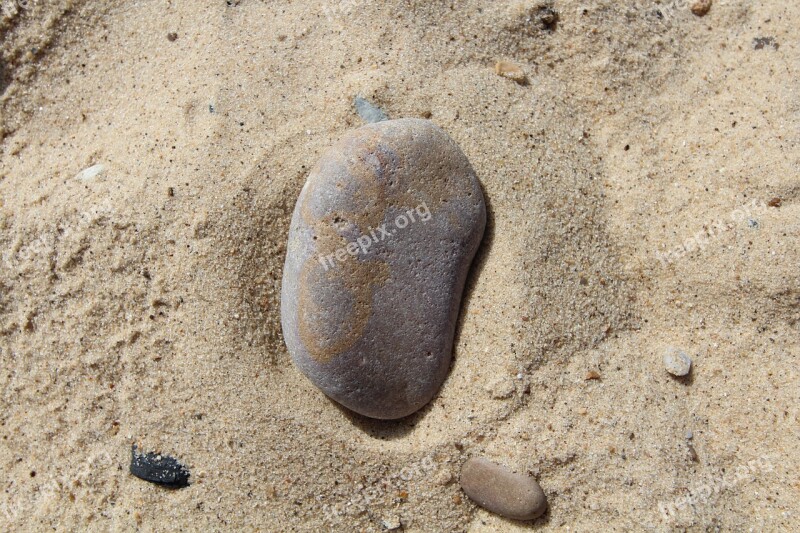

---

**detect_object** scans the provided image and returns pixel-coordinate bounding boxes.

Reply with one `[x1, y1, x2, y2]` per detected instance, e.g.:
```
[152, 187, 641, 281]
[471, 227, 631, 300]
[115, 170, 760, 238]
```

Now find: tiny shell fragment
[494, 60, 526, 84]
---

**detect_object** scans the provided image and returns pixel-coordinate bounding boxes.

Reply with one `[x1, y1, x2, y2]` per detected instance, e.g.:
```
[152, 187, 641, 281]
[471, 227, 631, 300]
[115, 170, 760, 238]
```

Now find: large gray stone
[280, 118, 485, 419]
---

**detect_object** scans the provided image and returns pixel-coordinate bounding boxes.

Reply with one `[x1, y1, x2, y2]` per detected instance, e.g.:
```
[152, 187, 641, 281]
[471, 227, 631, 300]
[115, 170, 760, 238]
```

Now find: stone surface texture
[281, 118, 486, 419]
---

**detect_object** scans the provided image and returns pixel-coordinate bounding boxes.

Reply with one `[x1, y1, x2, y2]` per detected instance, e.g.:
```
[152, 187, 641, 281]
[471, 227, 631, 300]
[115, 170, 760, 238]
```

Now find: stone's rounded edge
[280, 117, 488, 420]
[460, 457, 548, 521]
[350, 398, 429, 421]
[279, 180, 314, 377]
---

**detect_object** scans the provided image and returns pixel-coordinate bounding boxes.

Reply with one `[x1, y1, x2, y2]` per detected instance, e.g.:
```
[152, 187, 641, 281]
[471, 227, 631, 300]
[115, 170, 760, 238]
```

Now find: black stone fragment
[130, 445, 191, 489]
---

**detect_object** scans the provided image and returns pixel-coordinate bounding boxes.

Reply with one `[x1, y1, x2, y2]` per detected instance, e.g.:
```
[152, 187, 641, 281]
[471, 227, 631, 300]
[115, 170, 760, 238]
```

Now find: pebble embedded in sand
[494, 60, 526, 84]
[663, 347, 692, 376]
[129, 445, 191, 489]
[690, 0, 712, 17]
[281, 118, 486, 419]
[459, 457, 547, 521]
[354, 95, 388, 123]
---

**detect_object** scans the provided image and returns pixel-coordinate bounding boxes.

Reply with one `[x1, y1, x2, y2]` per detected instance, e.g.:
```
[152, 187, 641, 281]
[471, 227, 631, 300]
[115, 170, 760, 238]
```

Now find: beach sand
[0, 0, 797, 530]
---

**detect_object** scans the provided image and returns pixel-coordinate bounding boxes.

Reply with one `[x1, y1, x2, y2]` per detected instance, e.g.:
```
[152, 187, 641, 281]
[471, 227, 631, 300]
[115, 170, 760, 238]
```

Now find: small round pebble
[663, 347, 692, 377]
[691, 0, 712, 17]
[353, 95, 388, 123]
[459, 457, 547, 521]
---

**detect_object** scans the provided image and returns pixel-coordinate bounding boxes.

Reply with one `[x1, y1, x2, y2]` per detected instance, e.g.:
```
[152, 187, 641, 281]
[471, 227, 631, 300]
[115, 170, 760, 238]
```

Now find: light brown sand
[0, 0, 797, 531]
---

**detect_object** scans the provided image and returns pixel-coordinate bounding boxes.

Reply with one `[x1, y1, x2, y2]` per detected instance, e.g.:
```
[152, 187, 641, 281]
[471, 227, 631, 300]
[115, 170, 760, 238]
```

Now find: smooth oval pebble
[460, 457, 547, 521]
[354, 95, 388, 123]
[281, 118, 486, 419]
[663, 347, 692, 376]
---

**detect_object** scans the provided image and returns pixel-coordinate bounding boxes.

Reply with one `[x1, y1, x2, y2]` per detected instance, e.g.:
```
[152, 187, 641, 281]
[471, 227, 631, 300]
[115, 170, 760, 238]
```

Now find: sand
[0, 0, 797, 531]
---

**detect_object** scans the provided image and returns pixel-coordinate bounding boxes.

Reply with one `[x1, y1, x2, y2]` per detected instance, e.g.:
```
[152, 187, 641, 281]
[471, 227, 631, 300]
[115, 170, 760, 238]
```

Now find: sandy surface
[1, 0, 798, 531]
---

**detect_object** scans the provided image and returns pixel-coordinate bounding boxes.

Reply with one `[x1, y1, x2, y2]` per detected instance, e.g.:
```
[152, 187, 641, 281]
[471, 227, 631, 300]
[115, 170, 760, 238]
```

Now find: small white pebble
[75, 164, 106, 181]
[663, 347, 692, 377]
[433, 468, 452, 486]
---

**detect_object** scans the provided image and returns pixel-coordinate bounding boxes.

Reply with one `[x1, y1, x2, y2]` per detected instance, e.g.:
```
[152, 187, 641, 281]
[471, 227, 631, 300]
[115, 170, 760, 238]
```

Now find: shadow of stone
[458, 178, 495, 330]
[329, 396, 423, 439]
[669, 370, 695, 386]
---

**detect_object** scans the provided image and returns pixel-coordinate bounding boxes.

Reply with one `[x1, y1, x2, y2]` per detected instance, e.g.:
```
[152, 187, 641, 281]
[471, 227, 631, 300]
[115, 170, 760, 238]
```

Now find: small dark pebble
[768, 197, 782, 208]
[537, 7, 558, 31]
[753, 37, 778, 50]
[130, 445, 191, 489]
[690, 0, 712, 17]
[167, 32, 178, 42]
